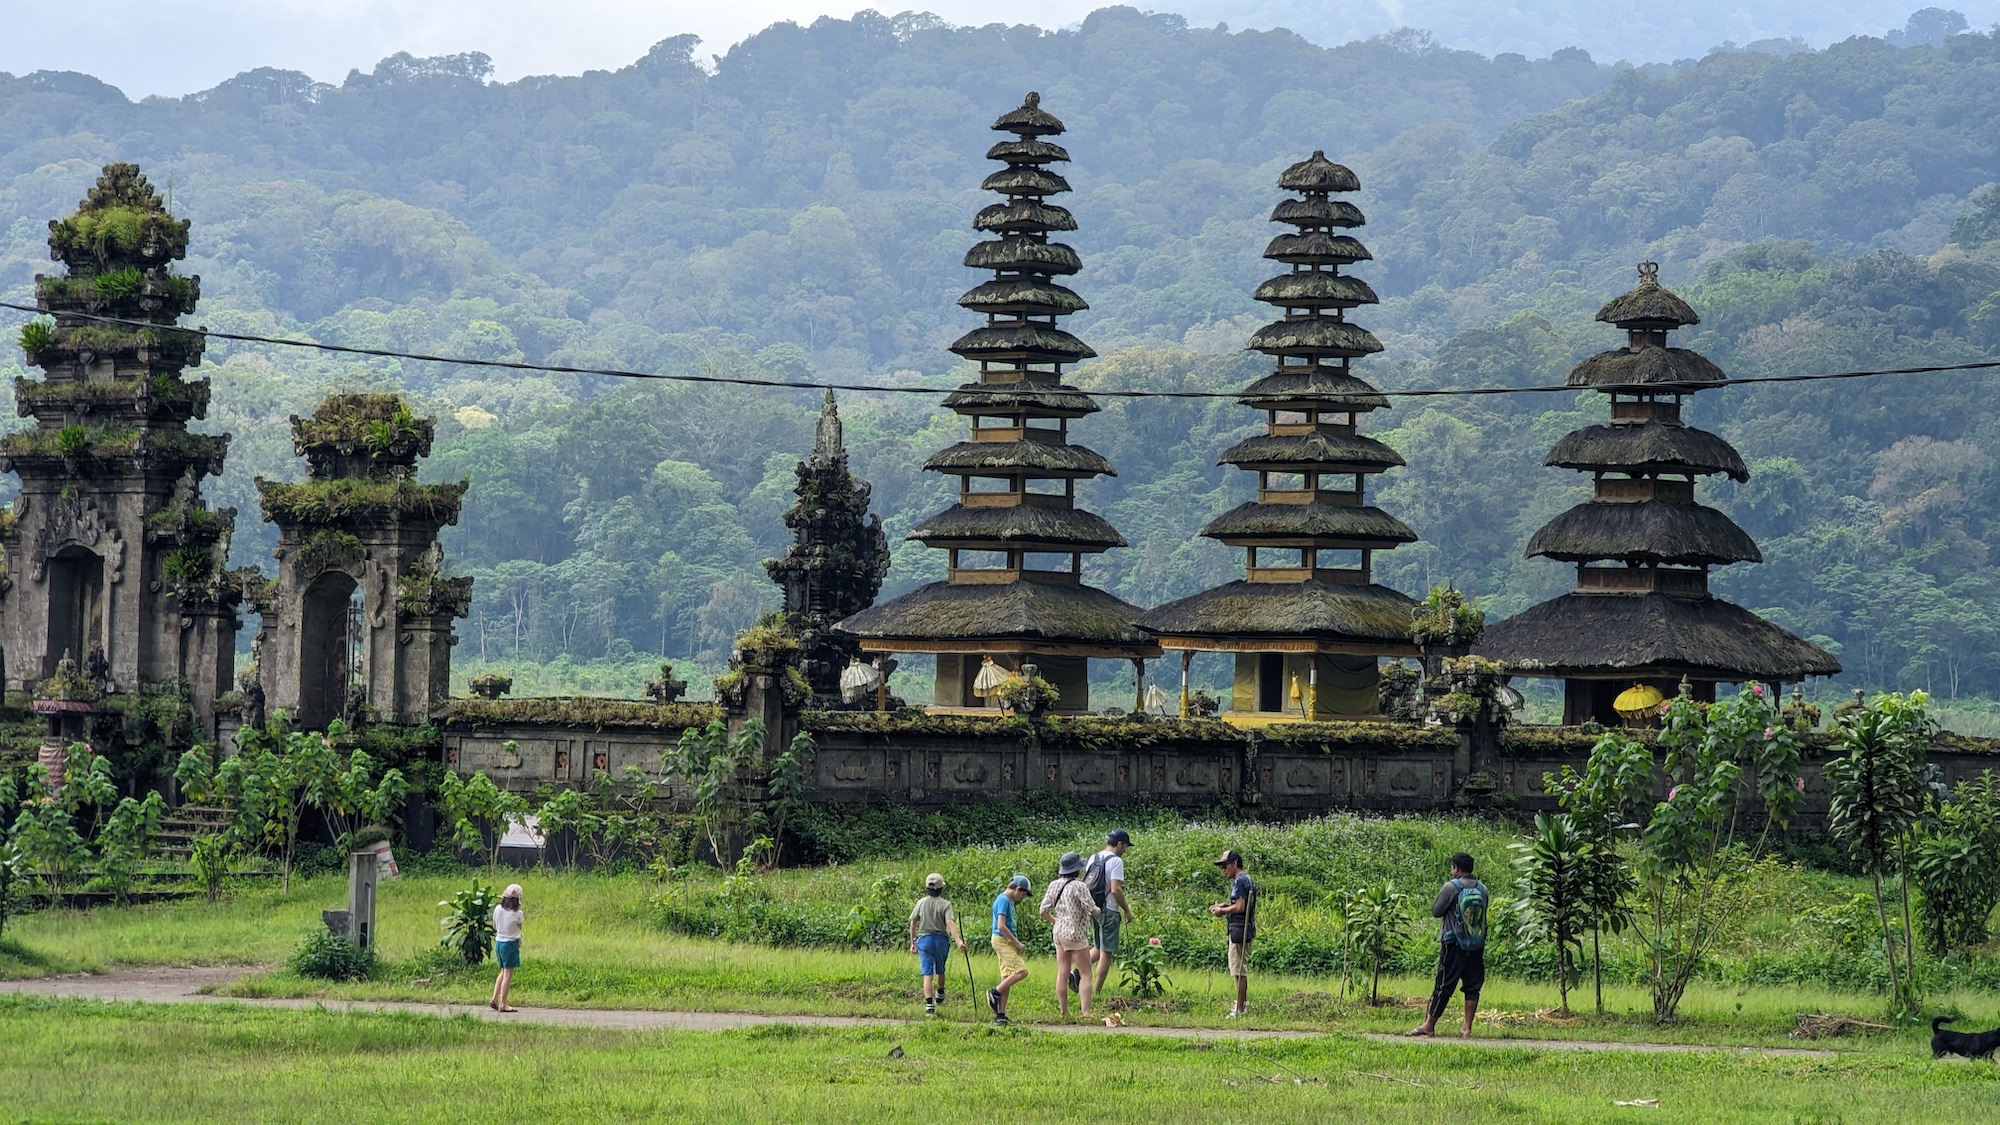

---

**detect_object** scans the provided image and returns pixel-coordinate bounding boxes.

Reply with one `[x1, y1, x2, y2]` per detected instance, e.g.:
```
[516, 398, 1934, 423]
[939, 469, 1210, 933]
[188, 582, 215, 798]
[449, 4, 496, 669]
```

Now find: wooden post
[1132, 658, 1145, 713]
[874, 656, 890, 712]
[1179, 651, 1192, 717]
[1307, 660, 1318, 723]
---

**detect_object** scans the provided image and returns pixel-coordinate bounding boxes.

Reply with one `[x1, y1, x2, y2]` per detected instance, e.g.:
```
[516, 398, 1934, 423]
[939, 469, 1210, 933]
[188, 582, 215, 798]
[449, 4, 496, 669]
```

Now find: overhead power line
[4, 301, 1998, 401]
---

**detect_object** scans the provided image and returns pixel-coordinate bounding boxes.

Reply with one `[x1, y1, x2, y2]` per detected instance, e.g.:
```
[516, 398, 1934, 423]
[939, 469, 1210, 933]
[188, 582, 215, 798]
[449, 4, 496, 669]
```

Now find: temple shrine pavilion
[1479, 264, 1839, 722]
[837, 93, 1159, 711]
[1138, 153, 1419, 721]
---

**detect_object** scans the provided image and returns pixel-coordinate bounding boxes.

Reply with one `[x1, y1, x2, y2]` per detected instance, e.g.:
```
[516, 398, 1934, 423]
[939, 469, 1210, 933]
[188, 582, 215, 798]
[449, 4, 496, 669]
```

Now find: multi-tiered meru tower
[1, 164, 240, 728]
[840, 93, 1158, 710]
[1140, 152, 1419, 720]
[1480, 264, 1839, 722]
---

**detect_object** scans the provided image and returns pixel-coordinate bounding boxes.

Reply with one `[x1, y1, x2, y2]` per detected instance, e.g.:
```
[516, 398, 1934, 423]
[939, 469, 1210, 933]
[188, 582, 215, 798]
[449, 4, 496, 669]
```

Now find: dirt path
[0, 968, 1836, 1056]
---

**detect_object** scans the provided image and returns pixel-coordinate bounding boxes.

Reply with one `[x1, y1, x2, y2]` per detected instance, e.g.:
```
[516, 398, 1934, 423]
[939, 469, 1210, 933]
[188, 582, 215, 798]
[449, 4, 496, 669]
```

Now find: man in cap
[988, 874, 1032, 1026]
[1085, 829, 1136, 996]
[1207, 849, 1255, 1019]
[909, 871, 965, 1015]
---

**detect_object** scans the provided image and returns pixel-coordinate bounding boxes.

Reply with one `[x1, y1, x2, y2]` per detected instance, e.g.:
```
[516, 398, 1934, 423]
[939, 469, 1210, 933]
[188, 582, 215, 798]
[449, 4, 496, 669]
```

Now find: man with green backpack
[1409, 851, 1488, 1038]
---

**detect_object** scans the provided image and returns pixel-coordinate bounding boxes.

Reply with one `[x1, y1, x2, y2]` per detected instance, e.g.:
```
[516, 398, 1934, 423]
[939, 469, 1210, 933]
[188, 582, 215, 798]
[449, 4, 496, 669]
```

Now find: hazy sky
[3, 1, 1993, 99]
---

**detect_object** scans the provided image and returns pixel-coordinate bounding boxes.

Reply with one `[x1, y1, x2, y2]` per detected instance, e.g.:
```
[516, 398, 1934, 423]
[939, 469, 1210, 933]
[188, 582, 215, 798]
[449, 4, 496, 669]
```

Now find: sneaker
[926, 1002, 937, 1016]
[1068, 968, 1081, 994]
[987, 988, 1001, 1015]
[935, 990, 945, 1006]
[994, 1013, 1010, 1027]
[1225, 1008, 1244, 1020]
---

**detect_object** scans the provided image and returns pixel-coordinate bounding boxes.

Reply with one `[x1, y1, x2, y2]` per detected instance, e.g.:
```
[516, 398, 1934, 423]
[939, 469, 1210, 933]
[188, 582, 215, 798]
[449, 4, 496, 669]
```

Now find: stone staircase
[155, 803, 235, 858]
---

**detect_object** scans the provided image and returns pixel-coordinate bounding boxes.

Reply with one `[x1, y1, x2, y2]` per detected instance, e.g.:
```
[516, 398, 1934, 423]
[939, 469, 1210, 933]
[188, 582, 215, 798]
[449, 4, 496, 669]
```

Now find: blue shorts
[916, 932, 951, 976]
[495, 939, 520, 969]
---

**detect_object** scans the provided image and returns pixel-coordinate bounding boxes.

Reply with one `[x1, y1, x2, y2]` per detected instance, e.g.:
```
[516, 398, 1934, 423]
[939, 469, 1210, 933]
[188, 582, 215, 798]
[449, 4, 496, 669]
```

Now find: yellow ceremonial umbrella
[1614, 683, 1665, 723]
[972, 656, 1009, 697]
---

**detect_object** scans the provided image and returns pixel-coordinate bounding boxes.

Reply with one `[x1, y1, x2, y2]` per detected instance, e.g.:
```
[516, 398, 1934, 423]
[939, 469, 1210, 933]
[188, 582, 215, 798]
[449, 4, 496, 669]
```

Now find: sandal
[1405, 1026, 1433, 1037]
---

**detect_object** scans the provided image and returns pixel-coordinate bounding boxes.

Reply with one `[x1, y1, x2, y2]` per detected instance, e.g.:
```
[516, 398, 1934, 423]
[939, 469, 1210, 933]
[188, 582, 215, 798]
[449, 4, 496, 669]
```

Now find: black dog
[1932, 1016, 2000, 1060]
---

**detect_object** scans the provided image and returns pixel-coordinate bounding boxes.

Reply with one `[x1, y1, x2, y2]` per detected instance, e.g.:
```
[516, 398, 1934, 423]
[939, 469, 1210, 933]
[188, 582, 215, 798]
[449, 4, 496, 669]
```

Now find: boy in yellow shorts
[988, 874, 1032, 1026]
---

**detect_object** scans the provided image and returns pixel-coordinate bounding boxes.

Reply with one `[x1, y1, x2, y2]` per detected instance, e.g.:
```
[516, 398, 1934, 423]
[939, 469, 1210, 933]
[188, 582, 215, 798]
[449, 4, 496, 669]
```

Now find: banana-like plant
[1825, 690, 1936, 1018]
[1512, 812, 1592, 1015]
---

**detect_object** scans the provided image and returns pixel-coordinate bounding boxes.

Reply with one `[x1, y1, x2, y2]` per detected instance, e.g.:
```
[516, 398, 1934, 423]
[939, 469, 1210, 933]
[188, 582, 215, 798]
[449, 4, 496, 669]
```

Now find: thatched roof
[910, 503, 1126, 549]
[993, 92, 1065, 137]
[1596, 265, 1699, 329]
[1203, 499, 1417, 545]
[838, 579, 1154, 647]
[1546, 423, 1748, 481]
[949, 324, 1096, 363]
[981, 167, 1070, 196]
[1270, 198, 1364, 228]
[958, 278, 1088, 315]
[925, 440, 1114, 477]
[1253, 272, 1378, 308]
[1219, 431, 1405, 471]
[986, 138, 1069, 164]
[975, 200, 1077, 234]
[1526, 500, 1761, 565]
[1567, 347, 1726, 390]
[1247, 318, 1383, 358]
[1478, 592, 1840, 681]
[1237, 369, 1389, 410]
[964, 238, 1081, 275]
[1264, 232, 1371, 265]
[1278, 151, 1361, 193]
[1139, 578, 1419, 647]
[943, 383, 1100, 417]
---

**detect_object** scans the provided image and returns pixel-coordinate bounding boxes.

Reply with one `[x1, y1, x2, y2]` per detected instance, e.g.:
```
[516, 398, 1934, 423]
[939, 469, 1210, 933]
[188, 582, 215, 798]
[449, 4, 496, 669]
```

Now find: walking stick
[961, 940, 978, 1021]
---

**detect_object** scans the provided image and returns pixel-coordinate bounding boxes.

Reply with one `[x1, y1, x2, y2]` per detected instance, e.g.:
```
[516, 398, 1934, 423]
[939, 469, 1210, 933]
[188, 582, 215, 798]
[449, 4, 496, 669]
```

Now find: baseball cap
[1212, 849, 1243, 868]
[1008, 874, 1031, 891]
[925, 872, 945, 890]
[1106, 828, 1131, 846]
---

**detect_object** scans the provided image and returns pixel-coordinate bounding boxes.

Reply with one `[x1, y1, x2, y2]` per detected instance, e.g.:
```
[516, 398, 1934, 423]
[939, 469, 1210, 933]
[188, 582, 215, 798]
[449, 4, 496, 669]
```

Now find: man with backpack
[1081, 829, 1135, 996]
[1207, 849, 1255, 1019]
[1409, 851, 1488, 1037]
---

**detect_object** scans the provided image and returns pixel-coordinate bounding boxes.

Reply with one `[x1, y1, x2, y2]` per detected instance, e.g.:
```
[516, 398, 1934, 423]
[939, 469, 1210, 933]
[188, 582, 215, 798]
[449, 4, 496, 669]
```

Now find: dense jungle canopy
[5, 7, 2000, 705]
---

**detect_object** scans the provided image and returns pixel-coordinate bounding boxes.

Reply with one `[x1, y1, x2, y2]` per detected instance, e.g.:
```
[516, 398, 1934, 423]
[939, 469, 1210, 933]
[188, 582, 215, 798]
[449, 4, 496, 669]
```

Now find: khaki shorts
[996, 940, 1027, 978]
[1227, 938, 1252, 978]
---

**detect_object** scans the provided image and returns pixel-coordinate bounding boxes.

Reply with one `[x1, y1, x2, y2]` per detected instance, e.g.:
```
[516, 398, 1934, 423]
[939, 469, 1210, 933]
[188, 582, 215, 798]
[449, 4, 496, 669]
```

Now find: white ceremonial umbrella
[840, 660, 882, 703]
[972, 656, 1009, 697]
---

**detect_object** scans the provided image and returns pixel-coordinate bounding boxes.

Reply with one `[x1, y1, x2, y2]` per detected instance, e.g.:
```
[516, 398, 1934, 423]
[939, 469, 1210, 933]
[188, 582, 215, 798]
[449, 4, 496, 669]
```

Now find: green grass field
[7, 810, 2000, 1120]
[2, 995, 1994, 1123]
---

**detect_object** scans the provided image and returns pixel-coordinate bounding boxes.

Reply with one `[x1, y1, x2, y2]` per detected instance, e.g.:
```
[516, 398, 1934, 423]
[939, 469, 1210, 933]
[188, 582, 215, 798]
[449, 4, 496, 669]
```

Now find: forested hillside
[4, 8, 2000, 705]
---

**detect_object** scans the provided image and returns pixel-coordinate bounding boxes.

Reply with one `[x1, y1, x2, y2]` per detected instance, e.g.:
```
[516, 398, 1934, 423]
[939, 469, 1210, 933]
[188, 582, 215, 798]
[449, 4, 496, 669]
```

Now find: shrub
[439, 880, 499, 965]
[54, 426, 90, 458]
[18, 317, 55, 357]
[289, 926, 374, 981]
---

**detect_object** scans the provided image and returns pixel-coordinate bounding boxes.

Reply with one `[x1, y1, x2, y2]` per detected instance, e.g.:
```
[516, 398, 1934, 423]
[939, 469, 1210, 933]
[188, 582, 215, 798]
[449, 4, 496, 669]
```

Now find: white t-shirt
[1094, 849, 1126, 893]
[493, 905, 523, 941]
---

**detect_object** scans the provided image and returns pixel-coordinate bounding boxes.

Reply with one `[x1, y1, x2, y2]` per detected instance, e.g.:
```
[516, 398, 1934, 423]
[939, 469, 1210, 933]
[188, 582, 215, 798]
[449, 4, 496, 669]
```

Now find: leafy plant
[534, 784, 596, 869]
[207, 720, 342, 893]
[321, 743, 409, 850]
[1411, 583, 1485, 649]
[54, 425, 89, 459]
[17, 317, 55, 356]
[994, 672, 1060, 715]
[1511, 812, 1590, 1015]
[290, 925, 374, 981]
[1638, 684, 1802, 1021]
[1119, 935, 1174, 998]
[91, 267, 144, 298]
[1546, 732, 1651, 1012]
[189, 834, 229, 904]
[1825, 690, 1936, 1017]
[1341, 880, 1409, 1004]
[1909, 770, 2000, 954]
[436, 768, 529, 868]
[666, 719, 767, 867]
[95, 792, 165, 905]
[439, 880, 500, 965]
[763, 732, 815, 866]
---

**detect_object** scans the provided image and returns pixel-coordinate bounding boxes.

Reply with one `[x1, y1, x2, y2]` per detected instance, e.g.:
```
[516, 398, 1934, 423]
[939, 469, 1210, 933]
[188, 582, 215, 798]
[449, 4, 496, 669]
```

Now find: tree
[666, 719, 767, 867]
[1908, 770, 2000, 954]
[1341, 880, 1410, 1005]
[436, 768, 530, 869]
[1547, 733, 1652, 1013]
[1825, 690, 1936, 1017]
[1638, 685, 1802, 1021]
[1512, 813, 1591, 1015]
[210, 720, 342, 893]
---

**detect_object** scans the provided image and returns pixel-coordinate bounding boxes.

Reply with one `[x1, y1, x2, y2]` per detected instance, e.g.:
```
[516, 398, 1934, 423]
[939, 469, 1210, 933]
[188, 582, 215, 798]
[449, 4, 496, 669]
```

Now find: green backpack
[1451, 879, 1488, 951]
